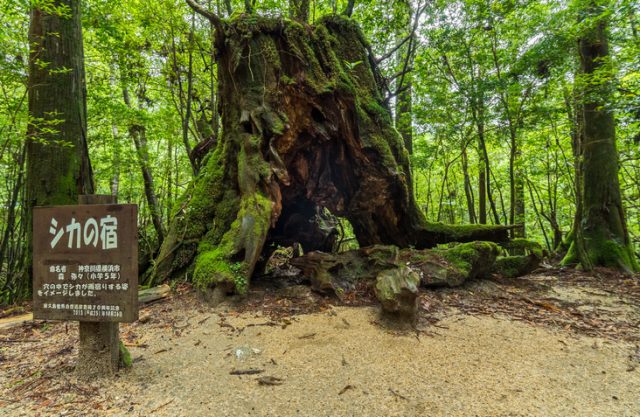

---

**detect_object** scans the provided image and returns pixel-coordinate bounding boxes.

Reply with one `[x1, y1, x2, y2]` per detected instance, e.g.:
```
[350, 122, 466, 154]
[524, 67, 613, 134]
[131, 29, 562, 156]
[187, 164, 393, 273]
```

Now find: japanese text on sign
[49, 215, 118, 249]
[32, 204, 138, 323]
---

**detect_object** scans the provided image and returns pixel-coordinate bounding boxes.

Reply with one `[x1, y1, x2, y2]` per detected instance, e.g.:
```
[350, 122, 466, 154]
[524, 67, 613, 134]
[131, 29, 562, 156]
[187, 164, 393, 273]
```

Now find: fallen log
[290, 241, 501, 296]
[138, 284, 172, 304]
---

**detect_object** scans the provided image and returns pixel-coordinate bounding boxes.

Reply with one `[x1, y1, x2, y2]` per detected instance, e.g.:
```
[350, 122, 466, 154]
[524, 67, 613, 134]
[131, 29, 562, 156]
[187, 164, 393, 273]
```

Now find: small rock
[138, 313, 152, 324]
[234, 346, 262, 361]
[279, 285, 313, 300]
[374, 267, 419, 318]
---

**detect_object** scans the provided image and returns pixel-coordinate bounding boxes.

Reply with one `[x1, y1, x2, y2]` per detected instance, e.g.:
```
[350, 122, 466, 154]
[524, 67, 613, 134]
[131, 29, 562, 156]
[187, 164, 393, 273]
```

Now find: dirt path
[1, 270, 639, 416]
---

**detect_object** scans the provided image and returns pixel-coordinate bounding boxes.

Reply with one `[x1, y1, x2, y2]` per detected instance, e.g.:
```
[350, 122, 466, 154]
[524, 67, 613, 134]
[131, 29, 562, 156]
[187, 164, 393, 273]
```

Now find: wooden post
[76, 194, 120, 378]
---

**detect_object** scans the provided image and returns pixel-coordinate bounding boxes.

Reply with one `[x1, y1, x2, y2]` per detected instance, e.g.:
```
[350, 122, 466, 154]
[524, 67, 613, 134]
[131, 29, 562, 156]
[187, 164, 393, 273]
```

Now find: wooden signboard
[32, 204, 138, 323]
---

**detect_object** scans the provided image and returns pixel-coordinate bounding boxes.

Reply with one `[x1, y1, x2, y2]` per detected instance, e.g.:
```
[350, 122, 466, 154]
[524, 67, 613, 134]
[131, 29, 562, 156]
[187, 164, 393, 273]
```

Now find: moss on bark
[563, 8, 639, 273]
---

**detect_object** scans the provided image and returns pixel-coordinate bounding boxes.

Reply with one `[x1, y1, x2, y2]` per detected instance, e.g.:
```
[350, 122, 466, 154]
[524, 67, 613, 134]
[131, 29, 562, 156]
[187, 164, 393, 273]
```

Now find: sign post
[32, 195, 138, 377]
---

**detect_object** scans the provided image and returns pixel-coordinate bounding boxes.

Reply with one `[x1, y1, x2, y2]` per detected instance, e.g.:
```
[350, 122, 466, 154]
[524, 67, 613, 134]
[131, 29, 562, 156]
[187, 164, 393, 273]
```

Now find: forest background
[1, 0, 639, 303]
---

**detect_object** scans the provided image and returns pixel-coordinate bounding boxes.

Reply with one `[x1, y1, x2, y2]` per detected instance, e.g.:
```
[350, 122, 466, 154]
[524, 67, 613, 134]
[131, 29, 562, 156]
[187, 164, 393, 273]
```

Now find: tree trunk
[395, 79, 413, 155]
[461, 145, 476, 223]
[129, 124, 165, 245]
[290, 0, 310, 23]
[149, 15, 513, 293]
[509, 126, 525, 236]
[24, 0, 94, 298]
[562, 5, 637, 272]
[478, 144, 487, 224]
[0, 145, 26, 286]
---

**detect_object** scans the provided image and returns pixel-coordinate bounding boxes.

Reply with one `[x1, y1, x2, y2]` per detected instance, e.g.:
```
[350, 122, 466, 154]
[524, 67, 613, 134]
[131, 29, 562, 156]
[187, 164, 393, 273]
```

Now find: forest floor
[1, 266, 639, 416]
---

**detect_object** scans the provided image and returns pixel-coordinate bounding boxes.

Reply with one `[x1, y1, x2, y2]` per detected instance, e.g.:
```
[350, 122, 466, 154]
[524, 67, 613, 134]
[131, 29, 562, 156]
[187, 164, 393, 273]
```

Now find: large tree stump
[148, 15, 512, 294]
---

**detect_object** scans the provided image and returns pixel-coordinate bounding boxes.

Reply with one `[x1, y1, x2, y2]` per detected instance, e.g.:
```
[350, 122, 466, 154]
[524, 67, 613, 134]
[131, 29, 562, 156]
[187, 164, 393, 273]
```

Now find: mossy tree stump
[148, 14, 513, 295]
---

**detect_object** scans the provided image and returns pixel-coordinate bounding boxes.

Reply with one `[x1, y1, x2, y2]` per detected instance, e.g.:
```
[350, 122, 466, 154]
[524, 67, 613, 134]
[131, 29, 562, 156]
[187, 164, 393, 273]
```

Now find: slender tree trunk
[562, 4, 637, 271]
[545, 135, 562, 249]
[509, 126, 525, 236]
[129, 124, 165, 245]
[491, 165, 508, 224]
[170, 20, 196, 173]
[166, 138, 173, 220]
[0, 145, 26, 280]
[396, 80, 413, 155]
[394, 0, 413, 156]
[122, 86, 165, 246]
[343, 0, 355, 17]
[290, 0, 310, 22]
[526, 177, 551, 251]
[110, 123, 120, 196]
[184, 13, 197, 172]
[491, 29, 526, 237]
[461, 146, 476, 223]
[477, 154, 487, 224]
[24, 0, 94, 299]
[476, 117, 500, 224]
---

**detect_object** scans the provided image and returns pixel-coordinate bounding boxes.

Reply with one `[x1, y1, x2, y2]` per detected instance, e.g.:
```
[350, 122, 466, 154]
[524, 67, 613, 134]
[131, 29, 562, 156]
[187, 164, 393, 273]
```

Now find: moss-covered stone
[494, 255, 539, 278]
[434, 241, 500, 279]
[503, 238, 544, 258]
[374, 267, 419, 318]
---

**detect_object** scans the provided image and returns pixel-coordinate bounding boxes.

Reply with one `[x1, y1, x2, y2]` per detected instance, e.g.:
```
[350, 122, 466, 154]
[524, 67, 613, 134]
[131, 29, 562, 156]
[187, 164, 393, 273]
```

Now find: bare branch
[185, 0, 223, 32]
[376, 1, 427, 64]
[384, 84, 411, 103]
[387, 67, 414, 84]
[375, 33, 412, 64]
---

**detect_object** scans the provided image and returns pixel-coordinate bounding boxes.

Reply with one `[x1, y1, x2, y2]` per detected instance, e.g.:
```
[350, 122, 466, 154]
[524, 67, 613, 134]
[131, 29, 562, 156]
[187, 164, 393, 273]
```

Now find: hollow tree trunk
[149, 15, 512, 293]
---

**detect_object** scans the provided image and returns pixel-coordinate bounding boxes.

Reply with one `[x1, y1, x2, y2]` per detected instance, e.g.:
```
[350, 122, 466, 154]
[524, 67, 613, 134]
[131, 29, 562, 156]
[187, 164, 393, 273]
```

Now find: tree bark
[122, 85, 165, 246]
[24, 0, 94, 299]
[562, 4, 637, 272]
[395, 80, 413, 155]
[0, 145, 26, 287]
[289, 0, 310, 22]
[461, 146, 476, 223]
[129, 124, 165, 245]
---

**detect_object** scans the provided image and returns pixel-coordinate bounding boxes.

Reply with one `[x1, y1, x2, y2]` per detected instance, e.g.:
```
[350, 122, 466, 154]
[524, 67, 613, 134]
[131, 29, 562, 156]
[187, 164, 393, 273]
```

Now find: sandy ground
[1, 269, 639, 416]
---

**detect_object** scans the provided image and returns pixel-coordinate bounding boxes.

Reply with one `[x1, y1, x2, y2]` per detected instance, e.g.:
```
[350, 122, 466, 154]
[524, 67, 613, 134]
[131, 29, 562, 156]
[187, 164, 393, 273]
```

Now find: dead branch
[185, 0, 224, 32]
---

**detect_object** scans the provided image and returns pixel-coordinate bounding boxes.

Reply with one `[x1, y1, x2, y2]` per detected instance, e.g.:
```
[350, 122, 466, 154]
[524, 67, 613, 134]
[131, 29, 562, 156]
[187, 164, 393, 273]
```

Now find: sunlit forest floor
[1, 268, 639, 417]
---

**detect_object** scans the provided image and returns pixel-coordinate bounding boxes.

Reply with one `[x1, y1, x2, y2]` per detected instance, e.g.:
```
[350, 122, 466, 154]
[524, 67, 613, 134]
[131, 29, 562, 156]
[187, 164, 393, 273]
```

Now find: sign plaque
[32, 204, 138, 323]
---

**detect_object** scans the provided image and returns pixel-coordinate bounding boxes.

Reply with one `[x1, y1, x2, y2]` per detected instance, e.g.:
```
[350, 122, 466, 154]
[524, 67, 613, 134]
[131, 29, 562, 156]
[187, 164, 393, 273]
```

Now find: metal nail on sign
[32, 204, 138, 323]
